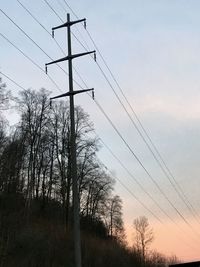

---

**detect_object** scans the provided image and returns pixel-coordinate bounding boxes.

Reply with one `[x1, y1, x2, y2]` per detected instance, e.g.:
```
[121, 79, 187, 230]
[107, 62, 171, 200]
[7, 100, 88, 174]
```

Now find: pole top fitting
[84, 20, 87, 29]
[45, 64, 48, 74]
[94, 51, 97, 62]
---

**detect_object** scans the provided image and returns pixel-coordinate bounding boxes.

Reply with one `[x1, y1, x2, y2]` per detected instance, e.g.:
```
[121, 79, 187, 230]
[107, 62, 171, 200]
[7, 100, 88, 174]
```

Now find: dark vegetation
[0, 80, 178, 266]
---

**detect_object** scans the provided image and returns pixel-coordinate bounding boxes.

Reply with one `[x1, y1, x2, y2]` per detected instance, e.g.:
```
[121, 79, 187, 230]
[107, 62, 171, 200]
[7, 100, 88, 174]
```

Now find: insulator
[50, 99, 52, 109]
[45, 65, 48, 74]
[92, 90, 95, 100]
[84, 20, 87, 29]
[94, 52, 96, 62]
[52, 30, 54, 38]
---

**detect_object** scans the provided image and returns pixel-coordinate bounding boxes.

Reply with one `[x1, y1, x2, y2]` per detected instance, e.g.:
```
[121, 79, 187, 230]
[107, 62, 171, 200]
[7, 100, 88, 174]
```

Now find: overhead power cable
[70, 62, 200, 241]
[102, 163, 199, 252]
[95, 56, 200, 226]
[58, 1, 200, 224]
[42, 0, 91, 52]
[85, 88, 200, 245]
[94, 97, 200, 239]
[62, 0, 78, 19]
[48, 0, 200, 237]
[16, 0, 66, 55]
[43, 0, 63, 22]
[0, 2, 200, 245]
[69, 64, 200, 240]
[87, 32, 200, 223]
[14, 0, 84, 92]
[0, 8, 69, 78]
[0, 32, 61, 92]
[0, 71, 26, 91]
[54, 0, 90, 50]
[2, 70, 200, 250]
[0, 7, 85, 92]
[72, 68, 194, 230]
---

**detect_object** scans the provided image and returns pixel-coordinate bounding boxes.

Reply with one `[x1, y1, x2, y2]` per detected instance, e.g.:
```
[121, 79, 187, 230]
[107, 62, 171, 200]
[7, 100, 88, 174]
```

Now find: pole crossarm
[52, 17, 86, 37]
[45, 51, 96, 73]
[50, 88, 94, 100]
[52, 18, 86, 31]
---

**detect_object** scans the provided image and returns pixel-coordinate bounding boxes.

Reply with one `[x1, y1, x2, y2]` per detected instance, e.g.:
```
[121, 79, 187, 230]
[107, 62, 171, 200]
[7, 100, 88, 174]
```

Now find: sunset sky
[1, 0, 200, 261]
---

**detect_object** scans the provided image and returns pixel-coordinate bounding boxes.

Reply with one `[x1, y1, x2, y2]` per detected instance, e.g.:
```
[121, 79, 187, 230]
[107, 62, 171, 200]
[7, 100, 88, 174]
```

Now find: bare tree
[0, 132, 25, 194]
[18, 89, 51, 207]
[148, 250, 167, 267]
[0, 120, 7, 154]
[133, 216, 154, 261]
[0, 77, 11, 112]
[49, 101, 71, 224]
[166, 254, 180, 266]
[103, 195, 125, 241]
[1, 87, 123, 239]
[0, 77, 9, 151]
[80, 166, 114, 220]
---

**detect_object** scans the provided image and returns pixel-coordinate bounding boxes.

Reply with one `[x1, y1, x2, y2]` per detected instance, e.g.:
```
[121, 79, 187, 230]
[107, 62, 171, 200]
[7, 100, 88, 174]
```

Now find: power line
[55, 25, 200, 238]
[66, 54, 200, 239]
[0, 32, 61, 92]
[34, 0, 191, 232]
[1, 69, 195, 250]
[0, 71, 26, 91]
[88, 31, 200, 223]
[1, 2, 200, 245]
[0, 8, 69, 78]
[94, 56, 200, 225]
[0, 71, 162, 226]
[0, 9, 51, 59]
[108, 170, 164, 225]
[43, 0, 63, 22]
[77, 66, 200, 243]
[0, 7, 86, 93]
[42, 0, 91, 52]
[16, 0, 66, 55]
[0, 70, 175, 247]
[57, 1, 200, 225]
[74, 72, 191, 229]
[99, 137, 174, 218]
[1, 70, 200, 250]
[102, 164, 199, 252]
[13, 0, 84, 92]
[69, 62, 200, 241]
[85, 90, 200, 245]
[55, 0, 67, 14]
[55, 0, 91, 52]
[75, 67, 200, 242]
[62, 0, 78, 19]
[94, 97, 200, 239]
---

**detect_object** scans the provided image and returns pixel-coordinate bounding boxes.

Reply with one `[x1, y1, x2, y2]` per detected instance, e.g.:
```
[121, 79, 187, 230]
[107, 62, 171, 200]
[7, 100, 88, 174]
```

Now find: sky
[1, 0, 200, 262]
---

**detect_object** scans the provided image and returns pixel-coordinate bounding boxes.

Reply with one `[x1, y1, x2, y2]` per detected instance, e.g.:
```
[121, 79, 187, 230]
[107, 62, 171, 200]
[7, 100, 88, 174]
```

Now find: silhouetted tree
[133, 216, 154, 262]
[18, 89, 51, 209]
[148, 251, 167, 267]
[80, 166, 114, 222]
[166, 254, 180, 266]
[0, 86, 180, 267]
[0, 77, 10, 111]
[103, 195, 125, 241]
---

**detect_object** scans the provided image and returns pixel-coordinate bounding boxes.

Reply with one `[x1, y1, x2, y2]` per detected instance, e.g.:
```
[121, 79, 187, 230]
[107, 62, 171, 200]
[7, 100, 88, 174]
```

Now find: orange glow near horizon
[124, 219, 200, 262]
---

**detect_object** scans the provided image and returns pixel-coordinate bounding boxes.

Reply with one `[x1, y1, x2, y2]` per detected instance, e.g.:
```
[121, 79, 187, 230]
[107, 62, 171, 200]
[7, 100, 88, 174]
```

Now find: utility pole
[45, 13, 96, 267]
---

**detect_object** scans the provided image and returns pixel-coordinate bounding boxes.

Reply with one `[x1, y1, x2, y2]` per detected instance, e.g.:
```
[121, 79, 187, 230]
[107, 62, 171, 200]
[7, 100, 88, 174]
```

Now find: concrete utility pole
[45, 13, 96, 267]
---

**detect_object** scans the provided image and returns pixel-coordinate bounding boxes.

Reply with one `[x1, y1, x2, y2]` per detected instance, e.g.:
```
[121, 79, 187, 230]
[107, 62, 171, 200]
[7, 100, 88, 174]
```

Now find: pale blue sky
[1, 0, 200, 261]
